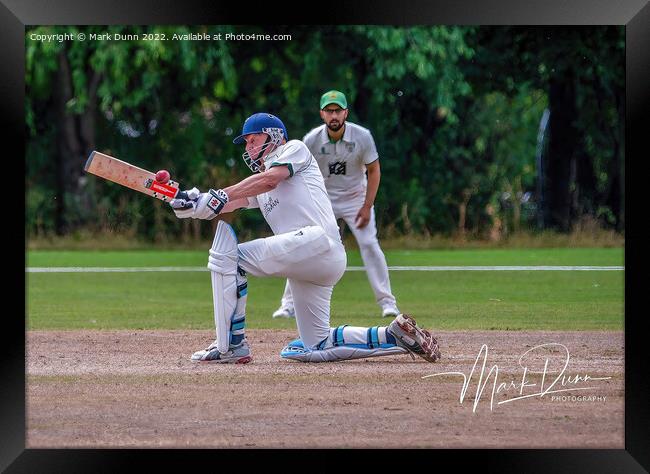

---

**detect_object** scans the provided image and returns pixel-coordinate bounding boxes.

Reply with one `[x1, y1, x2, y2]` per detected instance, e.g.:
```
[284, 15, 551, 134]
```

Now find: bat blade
[84, 151, 181, 202]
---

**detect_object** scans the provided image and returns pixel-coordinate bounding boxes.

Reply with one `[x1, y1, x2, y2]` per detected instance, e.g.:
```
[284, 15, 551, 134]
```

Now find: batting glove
[169, 187, 201, 219]
[192, 189, 229, 220]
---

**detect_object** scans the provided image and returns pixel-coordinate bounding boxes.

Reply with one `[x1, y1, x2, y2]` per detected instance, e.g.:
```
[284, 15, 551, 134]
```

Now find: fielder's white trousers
[280, 196, 397, 312]
[237, 225, 347, 349]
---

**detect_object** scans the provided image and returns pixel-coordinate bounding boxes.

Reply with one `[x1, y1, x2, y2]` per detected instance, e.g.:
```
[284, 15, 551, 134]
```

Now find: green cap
[320, 90, 348, 110]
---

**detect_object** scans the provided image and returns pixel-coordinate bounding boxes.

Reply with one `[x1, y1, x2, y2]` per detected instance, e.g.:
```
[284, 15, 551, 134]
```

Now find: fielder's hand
[169, 187, 201, 219]
[355, 205, 371, 229]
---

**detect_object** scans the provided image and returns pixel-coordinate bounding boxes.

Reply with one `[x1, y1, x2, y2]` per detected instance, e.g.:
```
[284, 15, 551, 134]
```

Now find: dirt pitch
[27, 329, 624, 448]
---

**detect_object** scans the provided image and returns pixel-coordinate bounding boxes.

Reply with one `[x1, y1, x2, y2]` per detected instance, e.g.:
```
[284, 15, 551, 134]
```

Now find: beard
[326, 120, 344, 132]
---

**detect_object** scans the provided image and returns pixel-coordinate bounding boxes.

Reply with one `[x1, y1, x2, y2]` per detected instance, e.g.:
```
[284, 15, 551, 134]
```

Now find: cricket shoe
[191, 339, 252, 364]
[272, 306, 296, 319]
[381, 306, 400, 318]
[387, 314, 441, 363]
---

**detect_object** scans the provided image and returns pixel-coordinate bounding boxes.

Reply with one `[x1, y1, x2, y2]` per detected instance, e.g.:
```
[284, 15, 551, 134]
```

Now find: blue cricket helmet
[233, 112, 288, 144]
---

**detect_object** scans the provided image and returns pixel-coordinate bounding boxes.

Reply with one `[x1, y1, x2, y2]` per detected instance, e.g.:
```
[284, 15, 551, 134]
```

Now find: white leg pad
[230, 268, 248, 346]
[280, 325, 408, 362]
[208, 221, 239, 354]
[280, 344, 407, 362]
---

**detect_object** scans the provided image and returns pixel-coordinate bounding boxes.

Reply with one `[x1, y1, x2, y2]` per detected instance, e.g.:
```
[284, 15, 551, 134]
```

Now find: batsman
[169, 112, 441, 364]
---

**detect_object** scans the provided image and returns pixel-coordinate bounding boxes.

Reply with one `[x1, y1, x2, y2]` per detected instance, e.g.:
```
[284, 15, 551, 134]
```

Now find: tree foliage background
[25, 25, 624, 243]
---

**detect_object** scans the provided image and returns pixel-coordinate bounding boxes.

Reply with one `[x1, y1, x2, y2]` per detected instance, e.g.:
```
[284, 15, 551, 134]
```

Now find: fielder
[273, 90, 400, 320]
[169, 112, 440, 364]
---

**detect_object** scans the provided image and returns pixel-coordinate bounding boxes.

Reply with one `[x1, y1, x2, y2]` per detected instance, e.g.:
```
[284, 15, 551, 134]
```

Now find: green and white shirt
[303, 122, 379, 203]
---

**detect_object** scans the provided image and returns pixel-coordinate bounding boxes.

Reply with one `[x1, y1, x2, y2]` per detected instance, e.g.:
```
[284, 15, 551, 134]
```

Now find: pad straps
[366, 326, 380, 349]
[332, 325, 348, 346]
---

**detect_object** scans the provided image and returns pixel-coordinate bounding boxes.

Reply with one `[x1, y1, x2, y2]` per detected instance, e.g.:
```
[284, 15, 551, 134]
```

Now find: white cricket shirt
[246, 140, 341, 242]
[302, 122, 379, 203]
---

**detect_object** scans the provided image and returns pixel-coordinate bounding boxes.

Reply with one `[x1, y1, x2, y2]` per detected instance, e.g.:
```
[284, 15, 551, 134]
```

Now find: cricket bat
[84, 151, 189, 202]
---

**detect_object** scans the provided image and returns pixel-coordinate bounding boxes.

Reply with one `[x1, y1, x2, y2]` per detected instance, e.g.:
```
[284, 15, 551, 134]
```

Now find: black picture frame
[7, 0, 648, 471]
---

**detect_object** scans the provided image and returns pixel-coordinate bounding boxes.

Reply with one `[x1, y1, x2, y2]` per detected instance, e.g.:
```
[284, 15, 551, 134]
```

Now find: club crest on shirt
[345, 143, 356, 153]
[328, 161, 347, 176]
[262, 195, 280, 216]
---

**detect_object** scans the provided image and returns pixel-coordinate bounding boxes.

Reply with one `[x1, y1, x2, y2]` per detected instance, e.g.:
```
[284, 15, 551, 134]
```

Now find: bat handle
[176, 190, 190, 201]
[170, 187, 197, 211]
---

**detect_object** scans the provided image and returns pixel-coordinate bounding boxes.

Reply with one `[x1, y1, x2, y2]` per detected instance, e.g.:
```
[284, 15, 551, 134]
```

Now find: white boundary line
[26, 265, 624, 273]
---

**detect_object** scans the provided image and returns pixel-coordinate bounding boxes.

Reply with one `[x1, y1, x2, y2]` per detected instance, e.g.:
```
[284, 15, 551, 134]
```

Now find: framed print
[6, 0, 648, 471]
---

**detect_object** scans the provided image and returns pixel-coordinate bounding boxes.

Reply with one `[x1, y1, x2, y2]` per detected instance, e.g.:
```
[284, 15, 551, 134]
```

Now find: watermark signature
[422, 343, 611, 412]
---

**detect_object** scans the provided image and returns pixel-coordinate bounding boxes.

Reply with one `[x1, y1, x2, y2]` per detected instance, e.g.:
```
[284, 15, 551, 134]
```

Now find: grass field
[26, 247, 624, 331]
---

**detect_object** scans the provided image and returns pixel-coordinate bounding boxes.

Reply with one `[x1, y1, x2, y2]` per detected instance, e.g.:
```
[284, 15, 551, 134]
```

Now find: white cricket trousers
[237, 225, 347, 349]
[281, 197, 397, 311]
